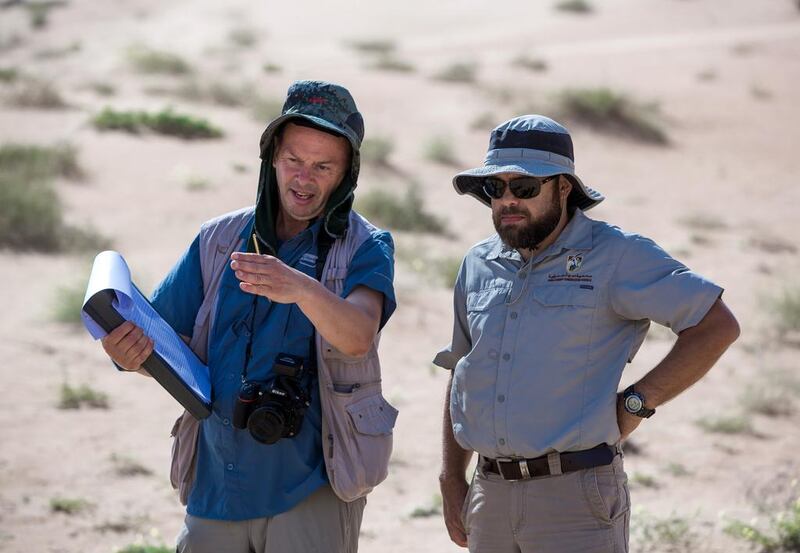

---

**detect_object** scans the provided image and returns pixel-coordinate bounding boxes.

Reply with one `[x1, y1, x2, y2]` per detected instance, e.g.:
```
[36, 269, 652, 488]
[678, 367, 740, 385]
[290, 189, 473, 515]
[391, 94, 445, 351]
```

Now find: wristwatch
[622, 385, 655, 418]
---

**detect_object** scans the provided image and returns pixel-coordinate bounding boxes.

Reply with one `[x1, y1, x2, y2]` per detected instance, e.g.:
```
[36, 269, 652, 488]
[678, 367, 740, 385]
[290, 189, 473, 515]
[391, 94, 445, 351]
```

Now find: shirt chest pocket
[530, 285, 598, 337]
[466, 287, 509, 336]
[531, 285, 597, 308]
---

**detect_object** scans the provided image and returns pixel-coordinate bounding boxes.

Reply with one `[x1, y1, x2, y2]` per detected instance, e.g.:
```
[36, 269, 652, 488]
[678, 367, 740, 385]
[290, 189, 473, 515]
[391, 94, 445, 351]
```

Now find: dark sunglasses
[482, 175, 559, 200]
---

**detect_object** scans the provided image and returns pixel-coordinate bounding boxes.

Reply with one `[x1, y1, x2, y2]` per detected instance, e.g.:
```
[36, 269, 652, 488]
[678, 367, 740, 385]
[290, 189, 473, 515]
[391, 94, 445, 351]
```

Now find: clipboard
[84, 286, 212, 420]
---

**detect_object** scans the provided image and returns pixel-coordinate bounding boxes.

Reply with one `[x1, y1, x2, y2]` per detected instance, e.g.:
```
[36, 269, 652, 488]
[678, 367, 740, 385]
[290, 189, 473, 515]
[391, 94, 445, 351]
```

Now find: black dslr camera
[232, 353, 311, 444]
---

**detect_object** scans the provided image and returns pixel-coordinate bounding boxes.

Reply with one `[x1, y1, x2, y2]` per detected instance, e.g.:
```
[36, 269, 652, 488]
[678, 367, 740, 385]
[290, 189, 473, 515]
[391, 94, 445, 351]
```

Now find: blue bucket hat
[453, 115, 604, 211]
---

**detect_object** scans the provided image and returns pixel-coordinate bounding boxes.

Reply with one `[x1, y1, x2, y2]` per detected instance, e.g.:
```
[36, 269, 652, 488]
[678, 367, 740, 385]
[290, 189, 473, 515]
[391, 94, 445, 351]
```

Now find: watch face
[625, 394, 644, 413]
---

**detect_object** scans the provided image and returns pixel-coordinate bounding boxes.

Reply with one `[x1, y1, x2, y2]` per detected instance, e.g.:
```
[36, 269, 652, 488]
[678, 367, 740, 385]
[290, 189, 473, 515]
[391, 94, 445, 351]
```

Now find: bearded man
[435, 115, 739, 552]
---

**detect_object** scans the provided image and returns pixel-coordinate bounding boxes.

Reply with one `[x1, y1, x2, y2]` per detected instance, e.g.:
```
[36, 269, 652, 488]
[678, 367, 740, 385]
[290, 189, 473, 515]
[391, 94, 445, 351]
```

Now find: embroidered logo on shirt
[299, 253, 317, 268]
[566, 255, 583, 273]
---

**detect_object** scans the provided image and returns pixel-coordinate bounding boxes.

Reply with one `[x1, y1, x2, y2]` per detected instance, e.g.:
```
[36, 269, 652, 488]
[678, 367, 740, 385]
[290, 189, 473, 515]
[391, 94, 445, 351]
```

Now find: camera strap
[240, 225, 335, 383]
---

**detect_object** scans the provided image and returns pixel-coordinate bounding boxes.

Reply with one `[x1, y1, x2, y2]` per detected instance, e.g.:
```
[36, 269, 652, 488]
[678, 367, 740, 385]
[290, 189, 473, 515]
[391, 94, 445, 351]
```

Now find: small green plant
[52, 279, 88, 325]
[664, 462, 691, 477]
[558, 88, 668, 145]
[58, 383, 109, 410]
[696, 413, 753, 435]
[740, 386, 794, 417]
[433, 62, 477, 84]
[423, 135, 458, 165]
[228, 27, 259, 48]
[0, 67, 19, 83]
[27, 1, 54, 29]
[678, 213, 727, 231]
[410, 494, 442, 518]
[470, 112, 497, 131]
[34, 41, 81, 60]
[250, 96, 283, 122]
[512, 55, 548, 72]
[263, 63, 282, 73]
[725, 498, 800, 552]
[127, 46, 192, 75]
[631, 472, 659, 489]
[89, 82, 116, 96]
[555, 0, 594, 13]
[50, 496, 91, 514]
[117, 546, 173, 553]
[111, 453, 153, 477]
[370, 55, 415, 73]
[7, 78, 68, 109]
[632, 510, 697, 551]
[347, 39, 395, 54]
[697, 69, 717, 82]
[360, 136, 394, 166]
[231, 162, 248, 173]
[751, 85, 773, 101]
[186, 176, 211, 192]
[357, 185, 448, 235]
[431, 256, 463, 287]
[771, 287, 800, 338]
[92, 108, 223, 139]
[0, 142, 83, 180]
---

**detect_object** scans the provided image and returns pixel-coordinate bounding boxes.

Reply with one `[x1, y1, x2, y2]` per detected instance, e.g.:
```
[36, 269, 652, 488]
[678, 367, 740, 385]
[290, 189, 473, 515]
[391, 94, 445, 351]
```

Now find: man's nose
[498, 184, 518, 204]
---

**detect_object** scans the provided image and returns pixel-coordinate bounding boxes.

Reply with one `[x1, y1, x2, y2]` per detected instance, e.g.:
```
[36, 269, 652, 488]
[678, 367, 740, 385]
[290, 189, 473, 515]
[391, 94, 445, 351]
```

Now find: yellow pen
[252, 233, 261, 255]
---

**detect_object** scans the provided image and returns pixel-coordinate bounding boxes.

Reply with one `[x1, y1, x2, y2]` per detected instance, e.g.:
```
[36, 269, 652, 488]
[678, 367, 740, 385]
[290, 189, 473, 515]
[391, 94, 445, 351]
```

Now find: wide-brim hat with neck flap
[452, 114, 604, 211]
[253, 80, 365, 254]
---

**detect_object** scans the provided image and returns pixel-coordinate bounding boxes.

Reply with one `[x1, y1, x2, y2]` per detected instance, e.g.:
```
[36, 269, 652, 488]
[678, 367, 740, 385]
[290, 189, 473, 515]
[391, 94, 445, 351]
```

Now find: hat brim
[453, 160, 604, 211]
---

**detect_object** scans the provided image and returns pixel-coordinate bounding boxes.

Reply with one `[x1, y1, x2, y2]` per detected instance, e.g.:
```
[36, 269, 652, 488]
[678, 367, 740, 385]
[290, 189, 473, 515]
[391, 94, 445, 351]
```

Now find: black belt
[482, 444, 617, 481]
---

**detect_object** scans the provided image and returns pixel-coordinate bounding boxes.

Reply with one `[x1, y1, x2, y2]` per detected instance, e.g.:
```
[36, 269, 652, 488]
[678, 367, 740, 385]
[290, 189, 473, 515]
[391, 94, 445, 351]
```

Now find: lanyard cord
[239, 229, 335, 383]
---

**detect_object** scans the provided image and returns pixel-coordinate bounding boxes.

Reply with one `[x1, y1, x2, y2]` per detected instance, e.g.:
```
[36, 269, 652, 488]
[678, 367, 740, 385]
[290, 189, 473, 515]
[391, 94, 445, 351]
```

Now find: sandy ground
[1, 0, 800, 551]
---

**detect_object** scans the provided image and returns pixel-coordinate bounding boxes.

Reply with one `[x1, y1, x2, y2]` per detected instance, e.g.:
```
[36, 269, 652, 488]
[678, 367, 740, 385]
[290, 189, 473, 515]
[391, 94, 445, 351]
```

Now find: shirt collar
[239, 213, 323, 245]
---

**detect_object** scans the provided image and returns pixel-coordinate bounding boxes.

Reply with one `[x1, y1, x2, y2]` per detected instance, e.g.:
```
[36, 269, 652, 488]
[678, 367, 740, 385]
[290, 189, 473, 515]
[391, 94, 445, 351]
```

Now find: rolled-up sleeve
[433, 258, 471, 369]
[609, 235, 723, 333]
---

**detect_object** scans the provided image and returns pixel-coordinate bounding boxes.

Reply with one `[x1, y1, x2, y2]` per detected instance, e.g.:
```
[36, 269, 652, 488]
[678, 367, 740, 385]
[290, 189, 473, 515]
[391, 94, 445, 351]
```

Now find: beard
[492, 190, 563, 251]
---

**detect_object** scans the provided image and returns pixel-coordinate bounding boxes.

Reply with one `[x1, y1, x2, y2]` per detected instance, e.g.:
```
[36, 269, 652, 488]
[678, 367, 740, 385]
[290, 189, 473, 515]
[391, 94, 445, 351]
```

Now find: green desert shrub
[433, 62, 477, 84]
[558, 88, 668, 145]
[423, 135, 458, 165]
[771, 287, 800, 338]
[360, 136, 394, 166]
[6, 78, 67, 109]
[356, 186, 447, 235]
[92, 107, 223, 139]
[555, 0, 594, 13]
[127, 46, 192, 75]
[347, 39, 395, 54]
[726, 498, 800, 552]
[512, 55, 548, 72]
[50, 496, 91, 514]
[58, 382, 109, 410]
[371, 54, 415, 73]
[52, 279, 88, 325]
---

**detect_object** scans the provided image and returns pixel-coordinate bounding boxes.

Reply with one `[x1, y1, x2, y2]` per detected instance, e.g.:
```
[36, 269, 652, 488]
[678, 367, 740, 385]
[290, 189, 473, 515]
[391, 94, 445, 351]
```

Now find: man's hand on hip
[616, 394, 643, 441]
[101, 321, 153, 372]
[439, 473, 469, 548]
[231, 252, 315, 304]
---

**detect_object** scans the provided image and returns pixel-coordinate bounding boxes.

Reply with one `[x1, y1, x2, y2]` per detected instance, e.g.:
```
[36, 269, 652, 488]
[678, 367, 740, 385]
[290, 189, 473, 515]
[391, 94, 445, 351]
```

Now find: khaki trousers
[463, 454, 630, 553]
[176, 485, 366, 553]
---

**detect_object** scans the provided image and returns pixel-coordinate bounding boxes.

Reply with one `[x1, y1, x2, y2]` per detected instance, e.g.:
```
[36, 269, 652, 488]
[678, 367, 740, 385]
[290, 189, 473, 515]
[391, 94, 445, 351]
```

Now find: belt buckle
[496, 458, 530, 481]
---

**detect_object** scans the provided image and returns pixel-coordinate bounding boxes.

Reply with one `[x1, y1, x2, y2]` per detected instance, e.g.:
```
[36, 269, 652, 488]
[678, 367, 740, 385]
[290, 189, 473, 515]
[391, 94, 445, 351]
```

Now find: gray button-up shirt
[434, 210, 722, 459]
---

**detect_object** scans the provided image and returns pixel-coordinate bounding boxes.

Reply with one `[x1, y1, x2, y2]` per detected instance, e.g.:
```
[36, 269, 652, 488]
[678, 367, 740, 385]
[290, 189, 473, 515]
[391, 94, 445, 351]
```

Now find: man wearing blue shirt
[436, 115, 740, 552]
[101, 81, 396, 552]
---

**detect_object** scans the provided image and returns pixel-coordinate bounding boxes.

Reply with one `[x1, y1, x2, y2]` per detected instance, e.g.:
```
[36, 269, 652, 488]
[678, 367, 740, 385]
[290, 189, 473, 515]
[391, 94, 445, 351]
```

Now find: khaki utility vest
[170, 207, 397, 504]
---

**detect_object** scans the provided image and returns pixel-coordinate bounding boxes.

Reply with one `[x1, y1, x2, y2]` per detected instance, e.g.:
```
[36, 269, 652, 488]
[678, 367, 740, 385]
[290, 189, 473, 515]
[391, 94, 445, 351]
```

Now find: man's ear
[559, 176, 573, 200]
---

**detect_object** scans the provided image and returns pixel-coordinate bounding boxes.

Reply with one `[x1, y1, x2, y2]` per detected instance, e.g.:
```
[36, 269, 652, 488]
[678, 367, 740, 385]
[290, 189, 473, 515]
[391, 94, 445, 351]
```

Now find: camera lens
[233, 381, 261, 430]
[247, 406, 285, 444]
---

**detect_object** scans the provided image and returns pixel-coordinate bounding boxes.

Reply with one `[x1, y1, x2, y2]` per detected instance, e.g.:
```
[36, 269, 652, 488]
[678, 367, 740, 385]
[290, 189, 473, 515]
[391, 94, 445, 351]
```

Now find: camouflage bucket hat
[259, 80, 365, 182]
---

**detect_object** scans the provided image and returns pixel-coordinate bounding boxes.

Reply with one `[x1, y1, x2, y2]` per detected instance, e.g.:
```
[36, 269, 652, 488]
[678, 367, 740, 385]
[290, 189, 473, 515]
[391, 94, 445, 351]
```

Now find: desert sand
[1, 0, 799, 551]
